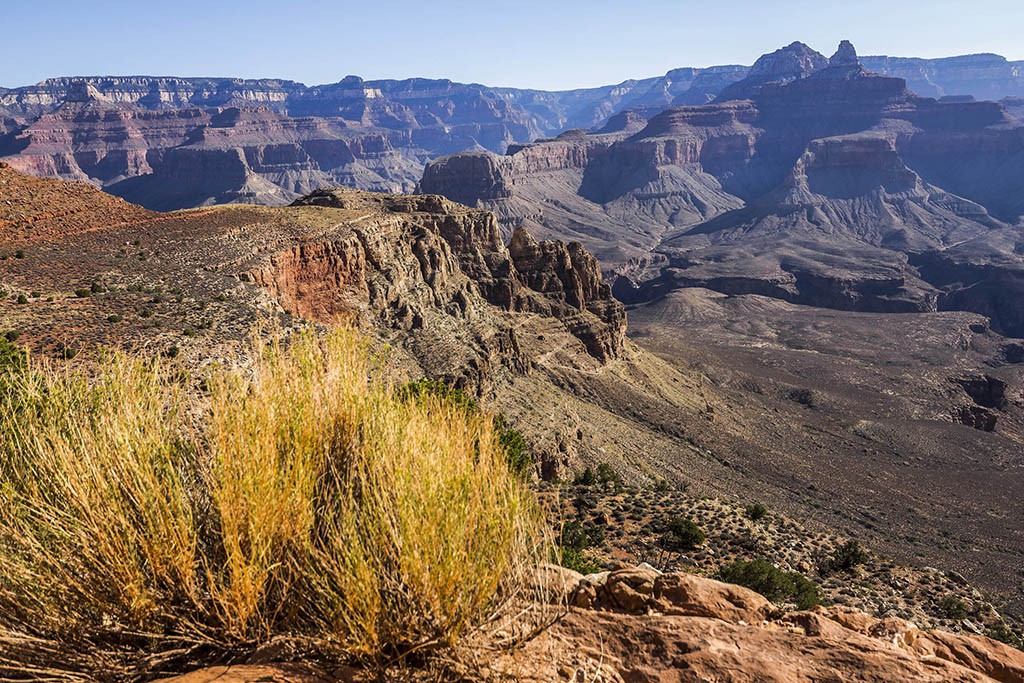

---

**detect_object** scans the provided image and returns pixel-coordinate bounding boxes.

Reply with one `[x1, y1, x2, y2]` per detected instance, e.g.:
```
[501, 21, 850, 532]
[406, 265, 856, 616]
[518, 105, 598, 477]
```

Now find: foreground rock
[159, 570, 1024, 683]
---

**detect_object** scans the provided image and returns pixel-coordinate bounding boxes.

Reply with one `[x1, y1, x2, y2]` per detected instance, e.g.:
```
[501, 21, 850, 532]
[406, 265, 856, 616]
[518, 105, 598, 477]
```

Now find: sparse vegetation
[74, 287, 91, 298]
[718, 558, 820, 610]
[0, 337, 26, 371]
[939, 595, 969, 620]
[0, 330, 547, 673]
[557, 519, 602, 574]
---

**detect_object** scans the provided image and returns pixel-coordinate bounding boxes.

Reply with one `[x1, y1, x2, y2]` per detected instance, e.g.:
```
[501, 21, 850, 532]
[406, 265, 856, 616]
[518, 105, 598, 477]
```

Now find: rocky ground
[154, 566, 1024, 682]
[546, 480, 1022, 642]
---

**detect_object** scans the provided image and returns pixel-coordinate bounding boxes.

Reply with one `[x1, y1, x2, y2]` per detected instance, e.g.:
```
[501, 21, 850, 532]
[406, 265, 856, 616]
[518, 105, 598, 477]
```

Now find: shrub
[745, 502, 768, 522]
[557, 519, 601, 574]
[718, 558, 820, 609]
[823, 540, 868, 574]
[661, 515, 706, 551]
[3, 331, 19, 343]
[986, 621, 1021, 648]
[596, 462, 623, 491]
[15, 294, 27, 305]
[574, 467, 597, 486]
[0, 337, 26, 371]
[0, 330, 546, 673]
[74, 288, 91, 298]
[107, 315, 122, 323]
[939, 595, 968, 620]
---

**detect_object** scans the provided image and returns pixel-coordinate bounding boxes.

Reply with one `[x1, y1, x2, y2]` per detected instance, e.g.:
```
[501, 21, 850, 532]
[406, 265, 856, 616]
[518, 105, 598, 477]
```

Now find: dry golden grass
[0, 329, 547, 678]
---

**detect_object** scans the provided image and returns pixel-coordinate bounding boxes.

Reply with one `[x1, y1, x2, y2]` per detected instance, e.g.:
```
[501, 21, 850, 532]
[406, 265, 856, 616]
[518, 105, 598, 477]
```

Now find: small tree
[823, 540, 868, 574]
[745, 502, 768, 522]
[661, 515, 706, 551]
[718, 558, 819, 609]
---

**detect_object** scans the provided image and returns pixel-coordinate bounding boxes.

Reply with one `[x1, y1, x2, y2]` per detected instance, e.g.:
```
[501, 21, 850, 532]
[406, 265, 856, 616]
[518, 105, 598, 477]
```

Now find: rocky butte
[421, 41, 1024, 338]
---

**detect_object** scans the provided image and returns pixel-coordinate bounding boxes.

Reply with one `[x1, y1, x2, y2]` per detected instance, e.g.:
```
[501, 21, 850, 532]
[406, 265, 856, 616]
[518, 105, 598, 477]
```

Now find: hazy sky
[3, 0, 1022, 90]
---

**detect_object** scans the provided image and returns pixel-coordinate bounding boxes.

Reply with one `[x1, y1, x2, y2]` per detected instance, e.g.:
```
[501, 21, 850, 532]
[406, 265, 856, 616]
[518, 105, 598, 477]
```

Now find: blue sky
[2, 0, 1022, 90]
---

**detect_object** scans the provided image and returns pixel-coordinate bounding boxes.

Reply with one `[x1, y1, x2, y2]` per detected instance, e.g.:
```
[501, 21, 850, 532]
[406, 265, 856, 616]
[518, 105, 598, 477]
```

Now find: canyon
[1, 46, 1022, 213]
[421, 41, 1024, 339]
[4, 38, 1024, 680]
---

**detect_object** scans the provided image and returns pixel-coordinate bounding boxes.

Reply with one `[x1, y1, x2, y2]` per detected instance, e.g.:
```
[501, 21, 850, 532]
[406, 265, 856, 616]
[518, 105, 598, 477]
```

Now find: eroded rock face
[249, 188, 626, 379]
[422, 41, 1024, 337]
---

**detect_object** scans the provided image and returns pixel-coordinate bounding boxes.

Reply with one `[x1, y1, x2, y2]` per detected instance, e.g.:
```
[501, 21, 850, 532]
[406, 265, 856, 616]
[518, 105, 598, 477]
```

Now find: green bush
[74, 288, 91, 298]
[596, 462, 623, 491]
[15, 294, 27, 305]
[939, 595, 968, 620]
[986, 621, 1021, 648]
[745, 502, 768, 522]
[718, 558, 820, 609]
[0, 337, 26, 371]
[661, 515, 706, 551]
[574, 467, 597, 486]
[824, 540, 868, 574]
[557, 519, 601, 574]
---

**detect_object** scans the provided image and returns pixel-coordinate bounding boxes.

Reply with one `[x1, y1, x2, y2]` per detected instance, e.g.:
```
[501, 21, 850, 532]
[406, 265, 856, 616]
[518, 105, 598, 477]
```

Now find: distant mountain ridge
[1, 47, 1023, 211]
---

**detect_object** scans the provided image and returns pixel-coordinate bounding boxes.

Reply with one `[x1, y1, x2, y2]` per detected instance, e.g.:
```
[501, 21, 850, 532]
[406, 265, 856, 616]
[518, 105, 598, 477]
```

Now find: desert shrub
[574, 466, 597, 486]
[939, 595, 968, 620]
[661, 515, 706, 551]
[557, 519, 602, 575]
[596, 462, 623, 491]
[3, 331, 19, 343]
[786, 387, 815, 408]
[74, 288, 91, 298]
[718, 558, 820, 609]
[0, 337, 26, 372]
[986, 621, 1022, 648]
[0, 330, 546, 674]
[15, 294, 27, 305]
[745, 502, 768, 522]
[823, 540, 868, 574]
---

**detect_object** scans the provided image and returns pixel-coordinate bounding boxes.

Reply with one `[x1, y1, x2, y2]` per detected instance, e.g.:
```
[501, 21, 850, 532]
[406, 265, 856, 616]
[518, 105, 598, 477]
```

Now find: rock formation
[156, 568, 1024, 683]
[422, 41, 1024, 336]
[4, 46, 1023, 212]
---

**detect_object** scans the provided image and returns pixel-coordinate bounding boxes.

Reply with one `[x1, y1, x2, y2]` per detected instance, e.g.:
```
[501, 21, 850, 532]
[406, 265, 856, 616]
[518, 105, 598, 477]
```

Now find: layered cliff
[4, 46, 1023, 212]
[422, 41, 1024, 336]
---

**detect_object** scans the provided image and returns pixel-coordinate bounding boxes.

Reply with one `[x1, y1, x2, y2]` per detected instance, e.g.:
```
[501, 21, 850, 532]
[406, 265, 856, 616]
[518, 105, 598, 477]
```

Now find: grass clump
[396, 377, 535, 479]
[0, 330, 546, 676]
[718, 558, 820, 610]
